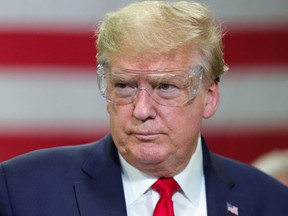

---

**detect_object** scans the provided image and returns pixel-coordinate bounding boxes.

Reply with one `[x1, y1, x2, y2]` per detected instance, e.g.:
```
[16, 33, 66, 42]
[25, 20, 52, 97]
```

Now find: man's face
[106, 51, 218, 177]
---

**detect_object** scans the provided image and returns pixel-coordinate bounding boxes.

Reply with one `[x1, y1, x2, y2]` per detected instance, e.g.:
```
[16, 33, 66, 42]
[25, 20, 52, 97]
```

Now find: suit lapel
[202, 138, 254, 216]
[74, 135, 127, 216]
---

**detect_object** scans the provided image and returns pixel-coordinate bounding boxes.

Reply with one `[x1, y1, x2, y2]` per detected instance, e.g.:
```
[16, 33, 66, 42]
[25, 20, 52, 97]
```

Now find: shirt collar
[174, 135, 204, 205]
[120, 135, 204, 206]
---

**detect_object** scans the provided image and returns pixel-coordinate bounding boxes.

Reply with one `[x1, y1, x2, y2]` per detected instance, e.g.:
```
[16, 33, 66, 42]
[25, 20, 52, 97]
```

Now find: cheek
[166, 105, 202, 127]
[107, 104, 132, 134]
[164, 104, 204, 141]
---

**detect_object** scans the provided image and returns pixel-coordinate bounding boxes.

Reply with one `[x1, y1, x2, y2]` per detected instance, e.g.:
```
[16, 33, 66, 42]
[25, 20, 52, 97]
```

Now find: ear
[203, 81, 220, 119]
[106, 103, 111, 114]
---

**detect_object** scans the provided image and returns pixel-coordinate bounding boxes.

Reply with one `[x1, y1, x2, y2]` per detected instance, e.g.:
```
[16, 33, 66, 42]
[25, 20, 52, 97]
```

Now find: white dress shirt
[119, 135, 207, 216]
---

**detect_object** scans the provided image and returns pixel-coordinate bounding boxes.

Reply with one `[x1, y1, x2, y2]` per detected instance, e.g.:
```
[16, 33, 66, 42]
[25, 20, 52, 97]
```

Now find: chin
[136, 148, 167, 164]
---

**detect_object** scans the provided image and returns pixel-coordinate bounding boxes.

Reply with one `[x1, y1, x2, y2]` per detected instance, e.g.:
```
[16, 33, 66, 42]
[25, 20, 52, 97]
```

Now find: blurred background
[0, 0, 287, 162]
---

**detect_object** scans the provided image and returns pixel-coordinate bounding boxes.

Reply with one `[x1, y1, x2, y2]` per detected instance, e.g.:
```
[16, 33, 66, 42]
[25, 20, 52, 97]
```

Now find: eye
[158, 83, 177, 91]
[112, 81, 136, 98]
[108, 73, 136, 89]
[115, 82, 129, 89]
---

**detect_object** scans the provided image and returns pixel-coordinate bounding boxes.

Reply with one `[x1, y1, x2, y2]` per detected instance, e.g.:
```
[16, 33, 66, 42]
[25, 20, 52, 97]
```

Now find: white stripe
[0, 0, 287, 25]
[210, 0, 288, 21]
[1, 66, 288, 133]
[205, 66, 288, 132]
[0, 0, 132, 27]
[0, 66, 109, 133]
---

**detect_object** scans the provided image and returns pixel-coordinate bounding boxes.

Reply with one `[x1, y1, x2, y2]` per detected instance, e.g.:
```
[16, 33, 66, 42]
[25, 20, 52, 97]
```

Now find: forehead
[108, 49, 198, 72]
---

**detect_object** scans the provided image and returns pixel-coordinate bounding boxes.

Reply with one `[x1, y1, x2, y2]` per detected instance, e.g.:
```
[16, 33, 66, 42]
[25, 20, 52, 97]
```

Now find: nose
[132, 89, 157, 121]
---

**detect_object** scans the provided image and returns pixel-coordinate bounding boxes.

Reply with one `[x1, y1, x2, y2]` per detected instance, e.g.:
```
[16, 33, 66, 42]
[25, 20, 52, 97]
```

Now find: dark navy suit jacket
[1, 134, 287, 216]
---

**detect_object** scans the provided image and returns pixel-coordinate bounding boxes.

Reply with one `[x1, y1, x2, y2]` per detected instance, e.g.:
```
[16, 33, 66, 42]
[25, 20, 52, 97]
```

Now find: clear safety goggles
[97, 64, 203, 107]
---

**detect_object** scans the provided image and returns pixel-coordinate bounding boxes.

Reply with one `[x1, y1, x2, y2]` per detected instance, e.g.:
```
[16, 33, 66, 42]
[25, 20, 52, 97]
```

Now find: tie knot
[152, 178, 179, 198]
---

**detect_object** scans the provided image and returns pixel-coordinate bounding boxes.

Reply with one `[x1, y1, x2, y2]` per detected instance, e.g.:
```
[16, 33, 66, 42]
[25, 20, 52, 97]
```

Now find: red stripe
[0, 26, 288, 67]
[223, 26, 288, 66]
[1, 131, 287, 163]
[0, 30, 97, 67]
[206, 131, 288, 164]
[0, 133, 106, 162]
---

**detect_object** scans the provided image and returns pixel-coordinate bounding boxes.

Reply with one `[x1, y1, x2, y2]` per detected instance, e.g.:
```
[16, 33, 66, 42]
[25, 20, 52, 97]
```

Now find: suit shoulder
[211, 153, 288, 194]
[1, 141, 101, 178]
[211, 153, 273, 181]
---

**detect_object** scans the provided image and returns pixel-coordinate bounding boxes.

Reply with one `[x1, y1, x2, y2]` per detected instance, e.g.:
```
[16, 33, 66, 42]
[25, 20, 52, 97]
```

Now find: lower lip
[134, 134, 160, 141]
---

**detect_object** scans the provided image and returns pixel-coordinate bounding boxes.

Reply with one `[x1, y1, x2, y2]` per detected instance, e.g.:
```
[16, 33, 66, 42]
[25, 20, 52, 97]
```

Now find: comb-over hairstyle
[96, 1, 228, 80]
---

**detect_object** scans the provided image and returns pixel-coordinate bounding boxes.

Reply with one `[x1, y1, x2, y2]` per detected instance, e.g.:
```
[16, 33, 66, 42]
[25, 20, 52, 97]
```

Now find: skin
[274, 174, 288, 186]
[106, 50, 219, 177]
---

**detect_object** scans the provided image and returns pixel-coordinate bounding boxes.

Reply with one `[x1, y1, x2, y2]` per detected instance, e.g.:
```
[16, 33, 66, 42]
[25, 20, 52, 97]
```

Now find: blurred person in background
[0, 1, 287, 216]
[253, 149, 288, 186]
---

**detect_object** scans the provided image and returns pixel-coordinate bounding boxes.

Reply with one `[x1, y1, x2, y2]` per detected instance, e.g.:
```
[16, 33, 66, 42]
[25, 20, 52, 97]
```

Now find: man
[0, 1, 287, 216]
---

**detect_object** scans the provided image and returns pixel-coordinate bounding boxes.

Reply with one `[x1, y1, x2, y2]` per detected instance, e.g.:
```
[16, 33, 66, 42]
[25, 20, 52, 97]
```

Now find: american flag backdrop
[0, 0, 288, 162]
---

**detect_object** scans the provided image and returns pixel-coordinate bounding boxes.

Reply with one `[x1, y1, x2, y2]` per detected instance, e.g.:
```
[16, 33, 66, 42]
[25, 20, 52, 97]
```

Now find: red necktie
[152, 178, 179, 216]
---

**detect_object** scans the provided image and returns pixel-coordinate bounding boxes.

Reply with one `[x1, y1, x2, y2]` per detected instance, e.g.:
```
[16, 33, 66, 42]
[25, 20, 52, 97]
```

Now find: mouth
[133, 132, 162, 141]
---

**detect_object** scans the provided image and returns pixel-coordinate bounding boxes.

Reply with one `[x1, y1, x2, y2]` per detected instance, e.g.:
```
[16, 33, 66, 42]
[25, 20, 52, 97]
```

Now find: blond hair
[96, 1, 228, 79]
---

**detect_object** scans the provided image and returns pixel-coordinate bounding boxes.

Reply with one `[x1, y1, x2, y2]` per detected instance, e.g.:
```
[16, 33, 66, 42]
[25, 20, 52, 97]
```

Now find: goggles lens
[97, 64, 203, 107]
